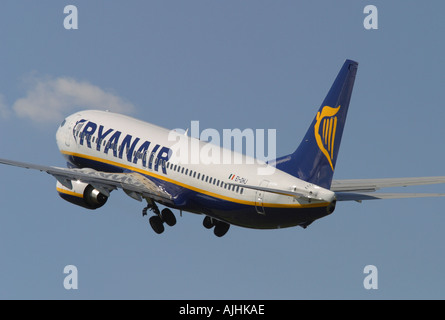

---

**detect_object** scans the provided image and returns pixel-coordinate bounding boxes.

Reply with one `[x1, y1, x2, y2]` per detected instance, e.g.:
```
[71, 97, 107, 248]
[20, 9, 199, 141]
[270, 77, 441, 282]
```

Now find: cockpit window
[60, 119, 67, 127]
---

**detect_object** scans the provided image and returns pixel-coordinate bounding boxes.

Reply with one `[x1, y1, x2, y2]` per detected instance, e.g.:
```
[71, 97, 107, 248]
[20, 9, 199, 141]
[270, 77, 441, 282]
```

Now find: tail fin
[274, 59, 358, 189]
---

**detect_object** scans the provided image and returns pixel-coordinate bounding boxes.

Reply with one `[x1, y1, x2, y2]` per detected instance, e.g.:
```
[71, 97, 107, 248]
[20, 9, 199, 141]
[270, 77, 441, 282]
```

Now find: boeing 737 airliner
[2, 59, 445, 237]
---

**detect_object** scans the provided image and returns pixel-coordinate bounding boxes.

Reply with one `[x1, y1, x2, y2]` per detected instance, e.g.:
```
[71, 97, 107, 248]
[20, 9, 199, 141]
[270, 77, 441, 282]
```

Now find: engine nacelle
[56, 180, 108, 210]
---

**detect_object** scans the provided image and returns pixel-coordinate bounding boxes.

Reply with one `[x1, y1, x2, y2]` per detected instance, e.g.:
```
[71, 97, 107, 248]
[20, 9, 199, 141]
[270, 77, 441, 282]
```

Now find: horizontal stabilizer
[331, 176, 445, 192]
[336, 192, 445, 202]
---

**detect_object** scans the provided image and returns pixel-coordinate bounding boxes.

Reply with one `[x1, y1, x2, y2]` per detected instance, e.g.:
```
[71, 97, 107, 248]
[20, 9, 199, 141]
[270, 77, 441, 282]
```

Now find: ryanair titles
[74, 119, 172, 174]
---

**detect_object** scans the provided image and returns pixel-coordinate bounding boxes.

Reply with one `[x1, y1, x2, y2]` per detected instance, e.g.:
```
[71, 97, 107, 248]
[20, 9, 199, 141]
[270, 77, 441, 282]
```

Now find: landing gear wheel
[214, 221, 230, 237]
[203, 216, 214, 229]
[149, 215, 165, 234]
[161, 208, 176, 227]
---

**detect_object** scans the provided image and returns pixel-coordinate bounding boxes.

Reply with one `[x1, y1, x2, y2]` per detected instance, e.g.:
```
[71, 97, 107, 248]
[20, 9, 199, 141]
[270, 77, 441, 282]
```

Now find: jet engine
[56, 180, 108, 210]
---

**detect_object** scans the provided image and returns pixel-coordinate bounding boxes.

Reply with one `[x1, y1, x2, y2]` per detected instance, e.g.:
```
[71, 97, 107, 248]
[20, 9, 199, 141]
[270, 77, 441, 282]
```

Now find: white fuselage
[56, 110, 335, 229]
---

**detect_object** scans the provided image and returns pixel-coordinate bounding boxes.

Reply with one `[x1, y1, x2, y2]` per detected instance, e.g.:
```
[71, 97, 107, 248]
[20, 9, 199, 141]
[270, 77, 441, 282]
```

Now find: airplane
[2, 59, 445, 237]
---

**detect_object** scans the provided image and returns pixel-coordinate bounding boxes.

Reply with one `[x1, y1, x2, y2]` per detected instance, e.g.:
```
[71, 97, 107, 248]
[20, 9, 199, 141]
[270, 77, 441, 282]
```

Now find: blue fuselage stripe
[64, 153, 330, 229]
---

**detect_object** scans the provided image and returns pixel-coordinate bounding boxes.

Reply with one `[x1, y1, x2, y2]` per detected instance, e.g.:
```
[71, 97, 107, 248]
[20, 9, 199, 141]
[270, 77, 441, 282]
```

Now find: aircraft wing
[0, 157, 173, 204]
[331, 177, 445, 202]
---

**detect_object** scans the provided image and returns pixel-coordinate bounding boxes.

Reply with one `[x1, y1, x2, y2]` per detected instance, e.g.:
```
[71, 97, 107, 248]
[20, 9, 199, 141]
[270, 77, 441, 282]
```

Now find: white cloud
[10, 76, 135, 123]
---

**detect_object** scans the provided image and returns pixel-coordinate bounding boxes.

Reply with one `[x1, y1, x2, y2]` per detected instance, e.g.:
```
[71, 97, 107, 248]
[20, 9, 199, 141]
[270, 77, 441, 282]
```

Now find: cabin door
[255, 180, 269, 215]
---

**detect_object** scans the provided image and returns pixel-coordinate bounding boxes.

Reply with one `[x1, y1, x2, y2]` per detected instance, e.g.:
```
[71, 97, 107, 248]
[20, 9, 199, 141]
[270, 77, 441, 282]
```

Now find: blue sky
[1, 1, 445, 299]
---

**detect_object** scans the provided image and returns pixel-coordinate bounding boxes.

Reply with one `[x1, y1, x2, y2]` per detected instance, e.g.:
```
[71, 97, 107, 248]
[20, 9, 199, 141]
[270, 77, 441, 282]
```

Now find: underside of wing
[0, 157, 173, 204]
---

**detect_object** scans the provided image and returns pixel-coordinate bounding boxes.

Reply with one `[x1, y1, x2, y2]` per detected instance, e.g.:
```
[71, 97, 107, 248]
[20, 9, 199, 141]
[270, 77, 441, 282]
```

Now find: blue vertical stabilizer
[273, 59, 358, 189]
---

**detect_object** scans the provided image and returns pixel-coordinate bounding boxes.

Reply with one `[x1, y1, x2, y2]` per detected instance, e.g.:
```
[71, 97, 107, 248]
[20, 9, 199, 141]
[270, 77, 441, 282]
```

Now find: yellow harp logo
[314, 105, 341, 171]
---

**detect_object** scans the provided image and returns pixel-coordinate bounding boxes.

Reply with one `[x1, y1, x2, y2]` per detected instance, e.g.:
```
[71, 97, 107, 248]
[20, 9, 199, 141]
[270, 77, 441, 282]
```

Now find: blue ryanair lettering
[80, 120, 172, 174]
[73, 119, 87, 143]
[80, 121, 97, 148]
[96, 125, 113, 151]
[148, 145, 160, 170]
[106, 131, 121, 157]
[156, 147, 172, 174]
[119, 134, 140, 162]
[133, 141, 151, 166]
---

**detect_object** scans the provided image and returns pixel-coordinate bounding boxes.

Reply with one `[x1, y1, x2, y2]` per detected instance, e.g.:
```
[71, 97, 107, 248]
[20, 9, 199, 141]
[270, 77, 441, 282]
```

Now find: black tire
[161, 208, 176, 227]
[149, 215, 165, 234]
[203, 216, 214, 229]
[214, 221, 230, 237]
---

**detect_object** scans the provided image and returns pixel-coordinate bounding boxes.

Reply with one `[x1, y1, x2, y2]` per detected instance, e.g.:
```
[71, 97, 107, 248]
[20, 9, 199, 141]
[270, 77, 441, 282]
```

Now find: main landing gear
[143, 200, 176, 235]
[203, 216, 230, 237]
[142, 199, 230, 237]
